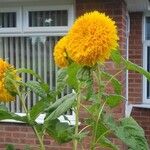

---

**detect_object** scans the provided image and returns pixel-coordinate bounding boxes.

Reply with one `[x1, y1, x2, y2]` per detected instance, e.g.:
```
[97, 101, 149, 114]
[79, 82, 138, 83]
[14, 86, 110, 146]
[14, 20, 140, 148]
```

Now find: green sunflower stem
[73, 90, 81, 150]
[90, 64, 104, 150]
[16, 88, 45, 150]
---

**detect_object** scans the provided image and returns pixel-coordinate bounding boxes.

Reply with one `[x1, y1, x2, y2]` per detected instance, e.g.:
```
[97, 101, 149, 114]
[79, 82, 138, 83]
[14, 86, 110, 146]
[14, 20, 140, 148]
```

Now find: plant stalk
[73, 92, 81, 150]
[16, 87, 45, 150]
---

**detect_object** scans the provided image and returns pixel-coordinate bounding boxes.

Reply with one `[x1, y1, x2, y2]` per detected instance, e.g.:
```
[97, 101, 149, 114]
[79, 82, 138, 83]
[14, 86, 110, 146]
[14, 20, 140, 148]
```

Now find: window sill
[126, 103, 150, 117]
[1, 113, 76, 125]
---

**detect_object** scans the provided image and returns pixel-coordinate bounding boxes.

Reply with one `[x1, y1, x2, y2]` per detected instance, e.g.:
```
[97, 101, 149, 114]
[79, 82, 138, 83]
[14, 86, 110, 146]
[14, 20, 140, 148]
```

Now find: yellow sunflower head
[66, 11, 119, 66]
[0, 59, 19, 102]
[53, 36, 69, 68]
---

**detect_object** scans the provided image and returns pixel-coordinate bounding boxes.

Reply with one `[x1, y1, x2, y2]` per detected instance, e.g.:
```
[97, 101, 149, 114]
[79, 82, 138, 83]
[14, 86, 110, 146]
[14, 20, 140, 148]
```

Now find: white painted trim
[126, 104, 150, 117]
[23, 5, 74, 33]
[1, 112, 76, 125]
[0, 2, 75, 123]
[143, 14, 150, 103]
[0, 7, 22, 33]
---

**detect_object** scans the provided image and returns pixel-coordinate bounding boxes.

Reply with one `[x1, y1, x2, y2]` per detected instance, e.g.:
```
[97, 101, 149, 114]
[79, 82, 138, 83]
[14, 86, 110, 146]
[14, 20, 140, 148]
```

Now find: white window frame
[0, 7, 22, 33]
[0, 4, 75, 125]
[23, 5, 74, 33]
[143, 12, 150, 103]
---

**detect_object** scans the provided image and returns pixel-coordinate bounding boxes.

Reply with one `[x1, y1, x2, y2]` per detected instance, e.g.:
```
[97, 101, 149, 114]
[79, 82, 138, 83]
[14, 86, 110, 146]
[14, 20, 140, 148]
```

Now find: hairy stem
[16, 87, 45, 150]
[73, 92, 81, 150]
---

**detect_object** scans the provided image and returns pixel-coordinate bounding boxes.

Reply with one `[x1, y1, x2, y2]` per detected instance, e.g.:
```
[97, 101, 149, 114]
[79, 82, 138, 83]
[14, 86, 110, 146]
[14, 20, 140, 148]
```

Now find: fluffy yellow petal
[53, 36, 69, 68]
[66, 11, 119, 66]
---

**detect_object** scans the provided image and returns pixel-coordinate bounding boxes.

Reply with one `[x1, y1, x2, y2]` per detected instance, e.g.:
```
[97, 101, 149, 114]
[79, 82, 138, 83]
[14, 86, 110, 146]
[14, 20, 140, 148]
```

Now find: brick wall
[128, 12, 143, 104]
[0, 0, 128, 149]
[129, 12, 150, 145]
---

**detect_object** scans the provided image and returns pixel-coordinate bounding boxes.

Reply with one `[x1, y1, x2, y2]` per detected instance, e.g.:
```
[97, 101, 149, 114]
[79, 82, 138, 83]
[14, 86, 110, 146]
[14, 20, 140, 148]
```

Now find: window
[0, 3, 74, 122]
[143, 15, 150, 103]
[0, 7, 22, 33]
[23, 5, 73, 33]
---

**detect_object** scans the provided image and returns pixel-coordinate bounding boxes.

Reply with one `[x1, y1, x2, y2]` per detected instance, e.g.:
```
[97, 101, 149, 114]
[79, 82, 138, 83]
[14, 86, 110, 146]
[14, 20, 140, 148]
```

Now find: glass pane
[29, 10, 68, 27]
[0, 36, 71, 113]
[0, 12, 16, 28]
[147, 47, 150, 98]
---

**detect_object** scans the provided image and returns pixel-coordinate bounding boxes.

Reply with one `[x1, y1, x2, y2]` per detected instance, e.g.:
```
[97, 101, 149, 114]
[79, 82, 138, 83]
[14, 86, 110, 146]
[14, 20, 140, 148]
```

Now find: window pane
[0, 12, 16, 28]
[0, 36, 71, 113]
[29, 10, 68, 27]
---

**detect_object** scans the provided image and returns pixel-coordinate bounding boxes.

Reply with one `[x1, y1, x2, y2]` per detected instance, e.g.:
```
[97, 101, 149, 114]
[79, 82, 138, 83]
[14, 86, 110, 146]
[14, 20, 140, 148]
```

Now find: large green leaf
[17, 68, 43, 81]
[56, 68, 68, 92]
[46, 119, 74, 143]
[101, 71, 122, 95]
[111, 50, 150, 81]
[45, 93, 75, 113]
[29, 98, 51, 122]
[103, 94, 125, 108]
[45, 93, 76, 123]
[0, 109, 27, 123]
[98, 136, 119, 150]
[26, 81, 47, 98]
[123, 59, 150, 81]
[104, 116, 149, 150]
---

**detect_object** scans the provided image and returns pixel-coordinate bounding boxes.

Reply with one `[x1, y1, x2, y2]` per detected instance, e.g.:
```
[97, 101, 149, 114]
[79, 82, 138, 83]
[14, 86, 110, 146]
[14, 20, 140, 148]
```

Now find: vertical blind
[29, 10, 68, 27]
[0, 12, 16, 28]
[0, 36, 72, 113]
[0, 9, 72, 114]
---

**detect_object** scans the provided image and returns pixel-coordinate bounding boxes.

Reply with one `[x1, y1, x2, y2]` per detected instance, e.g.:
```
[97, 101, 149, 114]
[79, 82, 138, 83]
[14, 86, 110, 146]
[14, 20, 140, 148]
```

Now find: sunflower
[0, 59, 18, 102]
[53, 36, 69, 68]
[66, 11, 119, 66]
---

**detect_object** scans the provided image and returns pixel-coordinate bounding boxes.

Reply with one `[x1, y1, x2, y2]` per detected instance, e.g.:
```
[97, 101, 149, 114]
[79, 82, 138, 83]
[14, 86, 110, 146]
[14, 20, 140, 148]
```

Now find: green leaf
[123, 59, 150, 81]
[56, 68, 68, 92]
[0, 109, 27, 123]
[101, 71, 122, 95]
[0, 104, 8, 111]
[111, 50, 150, 81]
[67, 63, 80, 90]
[6, 144, 15, 150]
[98, 136, 119, 150]
[111, 50, 122, 64]
[45, 93, 76, 123]
[24, 145, 31, 150]
[17, 68, 43, 81]
[46, 119, 74, 143]
[103, 94, 125, 108]
[45, 93, 75, 113]
[26, 81, 47, 98]
[104, 116, 149, 150]
[30, 98, 51, 122]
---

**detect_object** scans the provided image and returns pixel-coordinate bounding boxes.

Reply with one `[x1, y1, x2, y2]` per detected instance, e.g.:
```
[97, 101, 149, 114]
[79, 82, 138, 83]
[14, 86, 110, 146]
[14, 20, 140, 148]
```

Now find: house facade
[0, 0, 150, 149]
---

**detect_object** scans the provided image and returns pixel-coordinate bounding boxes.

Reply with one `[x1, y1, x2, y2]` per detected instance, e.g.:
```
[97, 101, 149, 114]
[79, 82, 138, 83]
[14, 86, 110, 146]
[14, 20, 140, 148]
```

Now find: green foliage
[26, 81, 48, 98]
[98, 136, 118, 150]
[67, 63, 81, 90]
[6, 144, 15, 150]
[103, 94, 125, 108]
[17, 68, 43, 81]
[101, 71, 122, 95]
[44, 93, 76, 123]
[104, 116, 149, 150]
[0, 104, 8, 111]
[46, 119, 74, 143]
[56, 68, 68, 92]
[29, 98, 51, 122]
[0, 109, 27, 123]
